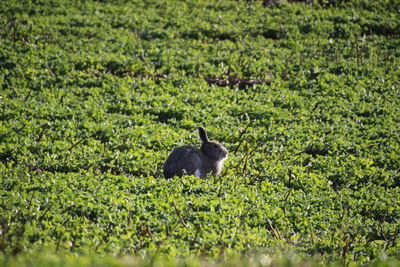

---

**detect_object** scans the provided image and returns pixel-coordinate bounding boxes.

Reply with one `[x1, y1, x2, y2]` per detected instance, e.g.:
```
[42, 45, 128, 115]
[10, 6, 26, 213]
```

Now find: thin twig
[232, 121, 254, 155]
[283, 188, 293, 202]
[37, 123, 49, 142]
[38, 203, 53, 222]
[46, 63, 56, 78]
[24, 88, 32, 101]
[67, 134, 93, 151]
[172, 202, 189, 228]
[13, 124, 26, 134]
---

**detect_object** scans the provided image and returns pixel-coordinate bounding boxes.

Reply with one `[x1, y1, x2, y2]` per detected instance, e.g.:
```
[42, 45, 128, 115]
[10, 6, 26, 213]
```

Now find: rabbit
[163, 126, 228, 179]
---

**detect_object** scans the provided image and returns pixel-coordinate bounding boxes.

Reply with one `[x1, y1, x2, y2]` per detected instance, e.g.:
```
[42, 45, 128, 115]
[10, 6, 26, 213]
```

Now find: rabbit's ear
[197, 126, 209, 142]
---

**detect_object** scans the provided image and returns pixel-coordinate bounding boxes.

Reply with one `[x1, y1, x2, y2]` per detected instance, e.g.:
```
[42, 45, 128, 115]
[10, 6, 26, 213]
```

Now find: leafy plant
[0, 0, 399, 266]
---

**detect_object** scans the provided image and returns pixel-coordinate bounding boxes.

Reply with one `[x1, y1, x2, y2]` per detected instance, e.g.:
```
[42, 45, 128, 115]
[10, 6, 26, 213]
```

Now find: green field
[1, 0, 399, 266]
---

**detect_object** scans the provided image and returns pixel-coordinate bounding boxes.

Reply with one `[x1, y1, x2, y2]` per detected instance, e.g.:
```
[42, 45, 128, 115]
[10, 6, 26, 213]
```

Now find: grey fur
[163, 127, 228, 179]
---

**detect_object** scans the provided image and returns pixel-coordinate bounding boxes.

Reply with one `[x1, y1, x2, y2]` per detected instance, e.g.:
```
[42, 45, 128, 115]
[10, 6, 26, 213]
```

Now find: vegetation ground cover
[1, 0, 399, 266]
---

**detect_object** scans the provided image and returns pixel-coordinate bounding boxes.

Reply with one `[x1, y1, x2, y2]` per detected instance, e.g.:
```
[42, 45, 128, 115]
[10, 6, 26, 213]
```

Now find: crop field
[1, 0, 400, 266]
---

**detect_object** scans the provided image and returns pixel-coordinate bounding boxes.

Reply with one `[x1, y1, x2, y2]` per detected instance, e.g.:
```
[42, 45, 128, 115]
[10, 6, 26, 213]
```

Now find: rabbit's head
[197, 126, 228, 161]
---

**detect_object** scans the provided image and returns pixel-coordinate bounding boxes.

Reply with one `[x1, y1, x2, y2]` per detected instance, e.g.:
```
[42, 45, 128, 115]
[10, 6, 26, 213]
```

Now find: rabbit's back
[163, 146, 202, 179]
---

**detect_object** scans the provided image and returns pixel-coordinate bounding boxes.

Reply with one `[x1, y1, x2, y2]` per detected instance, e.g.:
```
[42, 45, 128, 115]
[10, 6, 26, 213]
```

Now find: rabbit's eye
[214, 144, 218, 148]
